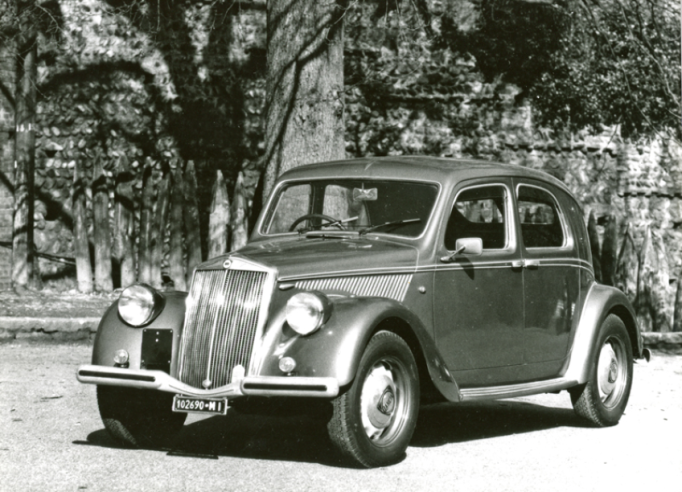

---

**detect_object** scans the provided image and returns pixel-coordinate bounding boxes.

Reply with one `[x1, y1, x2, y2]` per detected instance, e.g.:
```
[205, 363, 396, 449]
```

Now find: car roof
[278, 156, 573, 195]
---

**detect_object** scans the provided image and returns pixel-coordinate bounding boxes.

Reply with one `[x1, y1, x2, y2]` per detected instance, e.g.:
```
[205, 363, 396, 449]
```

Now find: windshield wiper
[359, 218, 421, 236]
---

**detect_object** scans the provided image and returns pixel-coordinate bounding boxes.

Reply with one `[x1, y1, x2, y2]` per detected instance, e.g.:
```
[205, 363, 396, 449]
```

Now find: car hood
[198, 236, 419, 280]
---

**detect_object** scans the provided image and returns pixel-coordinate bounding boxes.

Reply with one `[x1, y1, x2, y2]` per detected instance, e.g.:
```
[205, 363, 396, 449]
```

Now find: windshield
[262, 179, 439, 238]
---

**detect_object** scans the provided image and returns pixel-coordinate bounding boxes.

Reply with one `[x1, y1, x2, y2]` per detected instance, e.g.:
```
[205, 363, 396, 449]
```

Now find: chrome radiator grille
[177, 269, 267, 389]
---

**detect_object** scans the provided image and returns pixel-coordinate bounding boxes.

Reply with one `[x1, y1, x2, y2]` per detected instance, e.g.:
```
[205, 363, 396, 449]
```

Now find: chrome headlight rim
[117, 283, 163, 327]
[285, 291, 331, 336]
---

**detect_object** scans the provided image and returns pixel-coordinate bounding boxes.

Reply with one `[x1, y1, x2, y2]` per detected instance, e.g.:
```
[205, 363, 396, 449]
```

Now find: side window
[445, 185, 507, 250]
[517, 185, 565, 248]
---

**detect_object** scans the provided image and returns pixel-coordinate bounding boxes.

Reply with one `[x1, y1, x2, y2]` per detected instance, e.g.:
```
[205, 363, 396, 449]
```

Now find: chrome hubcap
[597, 338, 626, 407]
[361, 362, 399, 440]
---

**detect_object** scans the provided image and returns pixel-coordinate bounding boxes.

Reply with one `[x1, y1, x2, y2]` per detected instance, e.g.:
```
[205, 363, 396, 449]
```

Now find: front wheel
[570, 315, 633, 426]
[97, 386, 187, 448]
[327, 331, 420, 468]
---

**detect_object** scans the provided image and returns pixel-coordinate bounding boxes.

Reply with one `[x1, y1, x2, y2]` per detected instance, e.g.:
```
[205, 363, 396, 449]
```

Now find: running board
[459, 378, 578, 402]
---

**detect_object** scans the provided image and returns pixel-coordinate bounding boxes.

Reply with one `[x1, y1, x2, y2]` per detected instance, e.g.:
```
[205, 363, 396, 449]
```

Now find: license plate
[172, 396, 228, 415]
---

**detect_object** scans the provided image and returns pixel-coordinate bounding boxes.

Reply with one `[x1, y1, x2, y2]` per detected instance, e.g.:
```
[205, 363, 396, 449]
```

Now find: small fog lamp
[113, 349, 129, 366]
[279, 357, 297, 374]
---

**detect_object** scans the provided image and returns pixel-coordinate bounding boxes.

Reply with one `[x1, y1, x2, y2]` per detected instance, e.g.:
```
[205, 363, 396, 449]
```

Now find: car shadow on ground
[411, 399, 585, 448]
[77, 399, 586, 466]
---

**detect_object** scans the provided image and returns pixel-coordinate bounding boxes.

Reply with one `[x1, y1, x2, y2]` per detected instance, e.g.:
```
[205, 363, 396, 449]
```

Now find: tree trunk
[208, 170, 229, 259]
[138, 165, 155, 284]
[93, 154, 113, 292]
[183, 161, 202, 275]
[11, 6, 37, 291]
[114, 155, 135, 289]
[262, 0, 346, 201]
[650, 230, 671, 332]
[169, 169, 186, 290]
[150, 170, 170, 289]
[231, 171, 248, 251]
[73, 159, 92, 294]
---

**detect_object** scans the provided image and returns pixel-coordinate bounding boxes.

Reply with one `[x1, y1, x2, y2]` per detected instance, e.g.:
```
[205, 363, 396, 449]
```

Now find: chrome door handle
[525, 259, 540, 270]
[511, 260, 524, 270]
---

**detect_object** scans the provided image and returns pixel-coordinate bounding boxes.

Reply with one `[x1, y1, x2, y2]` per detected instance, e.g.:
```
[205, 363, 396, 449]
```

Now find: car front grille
[177, 268, 268, 389]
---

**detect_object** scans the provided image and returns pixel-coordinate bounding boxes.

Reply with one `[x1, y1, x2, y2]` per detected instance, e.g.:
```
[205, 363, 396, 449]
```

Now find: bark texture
[92, 154, 112, 292]
[231, 172, 248, 251]
[169, 169, 186, 291]
[72, 159, 92, 293]
[114, 155, 135, 289]
[138, 165, 155, 284]
[150, 170, 170, 289]
[208, 170, 229, 259]
[183, 161, 202, 275]
[11, 2, 37, 290]
[263, 0, 346, 201]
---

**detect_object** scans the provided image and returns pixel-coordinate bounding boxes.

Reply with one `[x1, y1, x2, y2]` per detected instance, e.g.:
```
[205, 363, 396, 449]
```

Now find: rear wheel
[97, 386, 186, 448]
[570, 315, 633, 426]
[327, 331, 419, 468]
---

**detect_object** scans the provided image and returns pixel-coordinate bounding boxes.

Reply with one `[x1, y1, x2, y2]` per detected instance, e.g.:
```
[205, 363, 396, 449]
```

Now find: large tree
[262, 0, 346, 200]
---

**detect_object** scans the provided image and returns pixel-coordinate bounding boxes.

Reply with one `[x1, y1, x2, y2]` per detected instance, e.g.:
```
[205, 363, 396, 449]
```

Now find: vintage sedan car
[78, 156, 646, 467]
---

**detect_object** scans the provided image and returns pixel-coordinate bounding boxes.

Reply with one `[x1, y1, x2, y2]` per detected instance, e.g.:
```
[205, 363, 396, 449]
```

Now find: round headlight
[285, 292, 330, 336]
[118, 284, 158, 327]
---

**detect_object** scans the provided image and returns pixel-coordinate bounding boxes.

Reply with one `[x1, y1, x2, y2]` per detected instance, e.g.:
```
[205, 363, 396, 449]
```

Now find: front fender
[564, 283, 641, 384]
[255, 296, 460, 400]
[91, 291, 188, 374]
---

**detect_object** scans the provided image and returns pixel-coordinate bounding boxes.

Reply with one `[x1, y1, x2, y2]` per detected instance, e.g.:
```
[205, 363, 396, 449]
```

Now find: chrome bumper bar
[77, 365, 340, 398]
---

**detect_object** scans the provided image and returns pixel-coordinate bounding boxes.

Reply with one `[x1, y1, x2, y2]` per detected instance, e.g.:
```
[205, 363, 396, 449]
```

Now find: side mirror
[440, 237, 483, 263]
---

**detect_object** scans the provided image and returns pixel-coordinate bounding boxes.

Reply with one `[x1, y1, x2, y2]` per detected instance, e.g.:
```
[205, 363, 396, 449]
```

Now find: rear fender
[256, 296, 460, 401]
[564, 283, 641, 384]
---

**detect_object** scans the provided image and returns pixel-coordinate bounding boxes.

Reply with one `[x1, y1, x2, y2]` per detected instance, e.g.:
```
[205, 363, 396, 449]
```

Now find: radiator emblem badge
[223, 259, 232, 269]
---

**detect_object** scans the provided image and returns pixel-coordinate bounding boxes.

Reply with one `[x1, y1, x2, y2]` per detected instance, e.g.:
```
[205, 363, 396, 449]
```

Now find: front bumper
[77, 365, 340, 398]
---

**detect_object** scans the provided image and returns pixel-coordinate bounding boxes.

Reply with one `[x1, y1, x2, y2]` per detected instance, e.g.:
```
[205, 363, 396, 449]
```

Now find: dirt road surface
[1, 342, 680, 492]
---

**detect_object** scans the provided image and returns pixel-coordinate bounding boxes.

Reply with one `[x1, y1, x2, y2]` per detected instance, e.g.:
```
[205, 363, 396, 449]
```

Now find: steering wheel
[289, 213, 344, 232]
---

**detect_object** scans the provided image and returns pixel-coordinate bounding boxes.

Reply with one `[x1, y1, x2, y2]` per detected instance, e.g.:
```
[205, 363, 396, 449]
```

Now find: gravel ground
[0, 343, 680, 492]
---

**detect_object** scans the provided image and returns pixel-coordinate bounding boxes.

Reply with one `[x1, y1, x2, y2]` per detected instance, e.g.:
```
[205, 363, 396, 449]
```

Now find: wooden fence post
[150, 169, 170, 289]
[231, 171, 248, 251]
[601, 214, 618, 286]
[93, 154, 113, 292]
[208, 169, 229, 259]
[673, 276, 682, 332]
[114, 155, 135, 289]
[587, 210, 602, 283]
[614, 223, 638, 304]
[184, 160, 202, 274]
[169, 168, 186, 290]
[138, 163, 155, 284]
[72, 159, 92, 294]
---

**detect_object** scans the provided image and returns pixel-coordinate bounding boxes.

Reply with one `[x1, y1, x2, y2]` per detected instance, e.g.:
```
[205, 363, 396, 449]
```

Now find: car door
[514, 180, 580, 378]
[433, 180, 525, 387]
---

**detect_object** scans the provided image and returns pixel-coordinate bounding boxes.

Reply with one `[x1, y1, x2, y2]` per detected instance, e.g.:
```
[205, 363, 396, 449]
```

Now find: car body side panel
[256, 296, 461, 401]
[91, 291, 188, 376]
[563, 283, 641, 383]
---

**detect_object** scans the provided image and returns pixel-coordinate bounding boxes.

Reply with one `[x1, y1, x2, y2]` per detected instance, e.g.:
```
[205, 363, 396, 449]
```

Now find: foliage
[440, 0, 681, 139]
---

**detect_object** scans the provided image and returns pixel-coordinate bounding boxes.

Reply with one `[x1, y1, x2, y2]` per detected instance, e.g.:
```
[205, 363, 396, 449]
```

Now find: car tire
[569, 314, 633, 427]
[327, 331, 419, 468]
[97, 386, 187, 448]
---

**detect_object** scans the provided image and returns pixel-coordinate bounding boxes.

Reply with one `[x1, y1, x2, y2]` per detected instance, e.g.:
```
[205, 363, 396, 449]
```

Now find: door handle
[510, 260, 539, 270]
